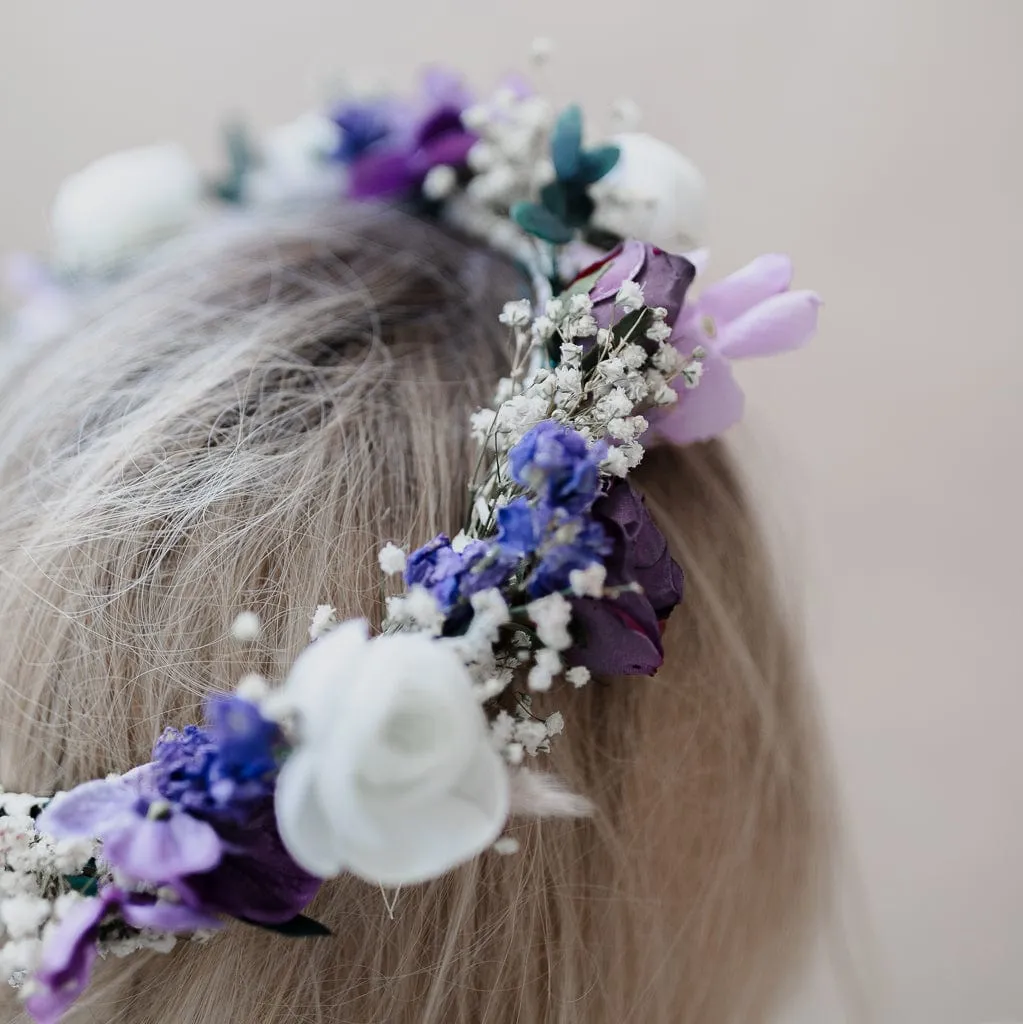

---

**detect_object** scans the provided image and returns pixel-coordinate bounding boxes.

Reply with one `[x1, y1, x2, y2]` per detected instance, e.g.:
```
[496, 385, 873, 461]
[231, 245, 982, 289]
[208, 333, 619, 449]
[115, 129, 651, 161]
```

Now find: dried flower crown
[0, 55, 821, 1023]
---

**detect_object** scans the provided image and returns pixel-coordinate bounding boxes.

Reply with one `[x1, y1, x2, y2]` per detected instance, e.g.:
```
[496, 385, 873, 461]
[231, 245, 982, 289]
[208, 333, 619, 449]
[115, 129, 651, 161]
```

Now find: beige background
[2, 1, 1021, 1021]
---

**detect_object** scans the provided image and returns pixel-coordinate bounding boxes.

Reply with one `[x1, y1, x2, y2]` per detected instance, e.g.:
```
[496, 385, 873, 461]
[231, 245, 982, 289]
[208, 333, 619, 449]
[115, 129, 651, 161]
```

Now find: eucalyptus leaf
[540, 181, 568, 220]
[511, 202, 574, 244]
[578, 145, 620, 185]
[551, 105, 584, 181]
[242, 913, 332, 938]
[213, 122, 257, 205]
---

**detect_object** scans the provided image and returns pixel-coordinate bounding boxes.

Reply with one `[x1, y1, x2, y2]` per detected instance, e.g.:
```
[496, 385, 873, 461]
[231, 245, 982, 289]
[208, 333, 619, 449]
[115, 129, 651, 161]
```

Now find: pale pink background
[1, 2, 1021, 1021]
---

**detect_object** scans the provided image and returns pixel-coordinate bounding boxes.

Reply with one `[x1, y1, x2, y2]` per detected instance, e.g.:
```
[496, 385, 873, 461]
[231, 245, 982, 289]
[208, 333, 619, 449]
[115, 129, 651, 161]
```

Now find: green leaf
[65, 875, 99, 897]
[560, 186, 595, 229]
[577, 145, 620, 185]
[560, 260, 613, 299]
[242, 914, 332, 938]
[511, 202, 574, 245]
[551, 105, 583, 181]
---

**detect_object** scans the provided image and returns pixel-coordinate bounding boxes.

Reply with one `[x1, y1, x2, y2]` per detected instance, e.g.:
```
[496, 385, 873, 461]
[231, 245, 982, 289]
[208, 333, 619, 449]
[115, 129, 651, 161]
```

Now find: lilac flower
[25, 887, 218, 1024]
[651, 254, 821, 445]
[570, 480, 683, 676]
[37, 776, 222, 885]
[575, 239, 697, 332]
[344, 69, 476, 200]
[509, 422, 606, 516]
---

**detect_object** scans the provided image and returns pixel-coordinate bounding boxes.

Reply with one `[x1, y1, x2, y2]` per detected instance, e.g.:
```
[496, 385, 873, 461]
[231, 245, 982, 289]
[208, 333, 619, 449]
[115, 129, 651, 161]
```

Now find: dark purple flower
[175, 801, 320, 924]
[570, 480, 683, 676]
[345, 68, 476, 200]
[509, 422, 606, 516]
[25, 887, 219, 1024]
[575, 239, 697, 332]
[37, 777, 222, 884]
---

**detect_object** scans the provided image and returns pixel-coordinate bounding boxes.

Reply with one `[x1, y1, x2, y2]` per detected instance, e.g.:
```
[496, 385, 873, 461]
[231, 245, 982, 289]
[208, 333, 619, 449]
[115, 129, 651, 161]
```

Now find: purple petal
[36, 779, 135, 840]
[101, 813, 221, 883]
[412, 128, 476, 173]
[588, 240, 647, 302]
[419, 67, 473, 110]
[120, 895, 221, 933]
[716, 290, 821, 360]
[569, 594, 664, 676]
[25, 893, 113, 1024]
[347, 150, 418, 199]
[650, 349, 746, 445]
[697, 254, 793, 323]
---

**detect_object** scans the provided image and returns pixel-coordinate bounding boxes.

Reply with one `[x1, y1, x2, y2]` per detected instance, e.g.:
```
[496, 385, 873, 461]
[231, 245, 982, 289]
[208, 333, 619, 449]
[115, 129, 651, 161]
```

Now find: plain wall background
[2, 2, 1021, 1022]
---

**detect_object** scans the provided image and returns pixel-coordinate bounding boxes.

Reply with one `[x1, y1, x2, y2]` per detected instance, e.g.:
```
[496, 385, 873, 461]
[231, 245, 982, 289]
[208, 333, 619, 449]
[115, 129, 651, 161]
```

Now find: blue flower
[152, 696, 281, 819]
[495, 498, 541, 557]
[332, 101, 397, 164]
[405, 534, 516, 615]
[526, 514, 611, 597]
[508, 422, 606, 515]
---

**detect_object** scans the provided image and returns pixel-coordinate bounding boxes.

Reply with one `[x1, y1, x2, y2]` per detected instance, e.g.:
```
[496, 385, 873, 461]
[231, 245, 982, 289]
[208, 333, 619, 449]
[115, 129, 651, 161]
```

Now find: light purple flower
[650, 254, 822, 445]
[38, 776, 222, 884]
[25, 887, 218, 1024]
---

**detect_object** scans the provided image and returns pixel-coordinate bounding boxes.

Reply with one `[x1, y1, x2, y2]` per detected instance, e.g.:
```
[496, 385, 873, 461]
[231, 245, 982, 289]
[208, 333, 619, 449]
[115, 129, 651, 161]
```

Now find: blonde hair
[0, 204, 829, 1023]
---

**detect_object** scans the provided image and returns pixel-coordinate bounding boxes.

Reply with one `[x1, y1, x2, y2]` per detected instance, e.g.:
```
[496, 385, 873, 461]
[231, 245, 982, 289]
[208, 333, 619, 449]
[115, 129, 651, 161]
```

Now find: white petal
[266, 618, 369, 741]
[340, 737, 510, 887]
[274, 750, 345, 878]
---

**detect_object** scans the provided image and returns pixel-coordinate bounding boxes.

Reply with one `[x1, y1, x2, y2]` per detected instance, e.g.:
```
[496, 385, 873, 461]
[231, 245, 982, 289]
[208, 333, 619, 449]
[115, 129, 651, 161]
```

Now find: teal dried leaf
[511, 202, 574, 244]
[540, 181, 568, 220]
[577, 145, 620, 185]
[242, 914, 332, 938]
[212, 122, 257, 205]
[551, 105, 584, 181]
[560, 186, 595, 228]
[65, 875, 99, 897]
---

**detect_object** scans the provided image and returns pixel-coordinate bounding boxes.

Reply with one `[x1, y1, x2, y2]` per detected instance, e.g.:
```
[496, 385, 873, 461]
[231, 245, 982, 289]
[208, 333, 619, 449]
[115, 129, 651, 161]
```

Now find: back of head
[0, 201, 827, 1023]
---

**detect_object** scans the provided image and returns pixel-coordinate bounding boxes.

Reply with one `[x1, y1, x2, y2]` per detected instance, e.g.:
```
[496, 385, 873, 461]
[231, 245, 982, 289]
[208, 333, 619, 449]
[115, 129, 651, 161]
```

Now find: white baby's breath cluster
[0, 792, 94, 989]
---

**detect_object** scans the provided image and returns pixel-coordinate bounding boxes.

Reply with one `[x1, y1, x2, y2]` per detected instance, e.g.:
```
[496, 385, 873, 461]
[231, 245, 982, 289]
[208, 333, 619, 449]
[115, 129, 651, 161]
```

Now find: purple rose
[570, 480, 683, 676]
[574, 239, 697, 332]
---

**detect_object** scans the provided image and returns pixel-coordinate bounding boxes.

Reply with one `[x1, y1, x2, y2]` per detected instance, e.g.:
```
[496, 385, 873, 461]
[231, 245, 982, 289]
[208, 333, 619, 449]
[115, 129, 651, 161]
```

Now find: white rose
[51, 144, 204, 275]
[272, 619, 510, 886]
[590, 132, 707, 252]
[245, 112, 344, 208]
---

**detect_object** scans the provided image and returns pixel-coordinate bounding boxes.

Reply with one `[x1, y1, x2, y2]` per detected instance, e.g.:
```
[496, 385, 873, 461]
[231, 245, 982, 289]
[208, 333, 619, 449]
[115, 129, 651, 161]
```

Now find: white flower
[615, 280, 645, 312]
[309, 604, 338, 641]
[230, 611, 261, 642]
[527, 648, 561, 692]
[0, 896, 50, 939]
[602, 447, 630, 478]
[590, 132, 707, 252]
[566, 666, 591, 688]
[531, 316, 556, 342]
[493, 836, 520, 855]
[377, 543, 407, 576]
[529, 36, 555, 65]
[645, 319, 672, 343]
[271, 620, 510, 886]
[559, 340, 583, 366]
[652, 345, 684, 374]
[545, 711, 565, 737]
[569, 563, 606, 599]
[526, 593, 573, 652]
[246, 113, 344, 207]
[422, 164, 457, 201]
[681, 361, 705, 389]
[566, 313, 598, 339]
[621, 343, 649, 370]
[51, 144, 204, 274]
[498, 299, 533, 328]
[607, 415, 648, 443]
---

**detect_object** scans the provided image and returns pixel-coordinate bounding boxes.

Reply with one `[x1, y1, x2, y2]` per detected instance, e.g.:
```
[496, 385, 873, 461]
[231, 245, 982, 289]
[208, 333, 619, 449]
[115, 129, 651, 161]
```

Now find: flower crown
[0, 57, 821, 1023]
